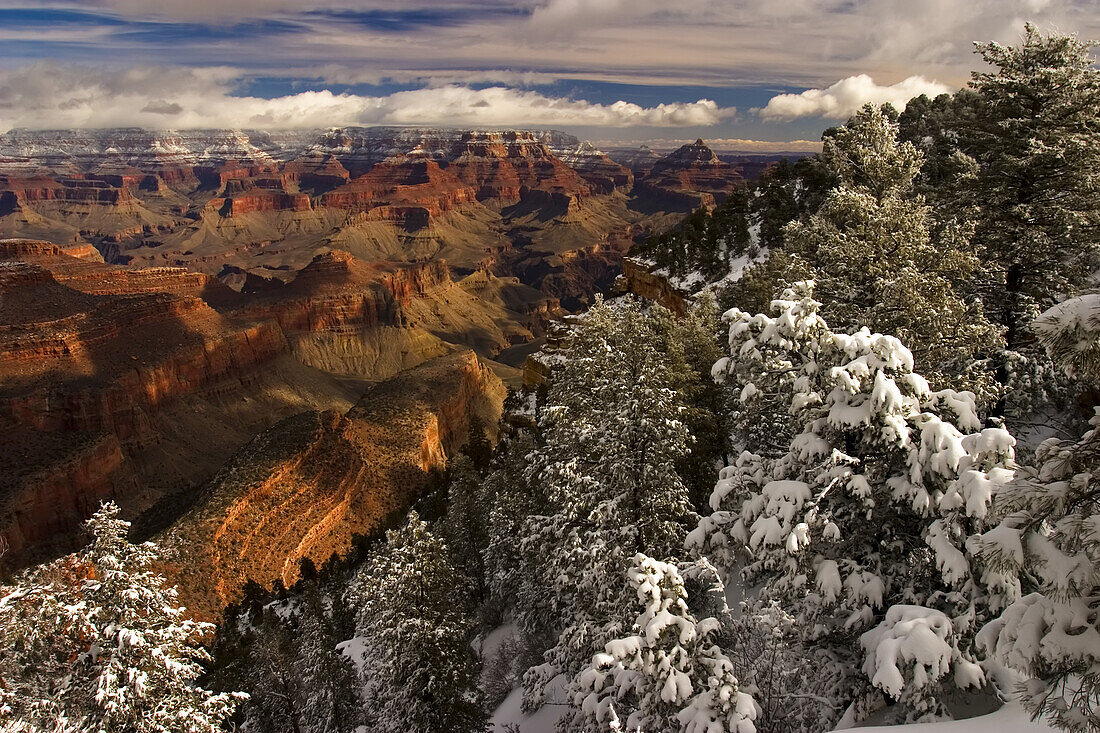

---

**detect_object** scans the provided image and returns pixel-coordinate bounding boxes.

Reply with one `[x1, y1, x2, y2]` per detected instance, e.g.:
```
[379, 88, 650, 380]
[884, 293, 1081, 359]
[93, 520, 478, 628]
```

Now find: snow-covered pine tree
[444, 454, 492, 602]
[518, 296, 695, 706]
[778, 104, 1001, 401]
[564, 554, 758, 733]
[976, 293, 1100, 732]
[0, 503, 244, 732]
[244, 611, 304, 733]
[296, 592, 363, 733]
[688, 282, 1016, 722]
[350, 512, 485, 733]
[965, 25, 1100, 352]
[483, 431, 548, 638]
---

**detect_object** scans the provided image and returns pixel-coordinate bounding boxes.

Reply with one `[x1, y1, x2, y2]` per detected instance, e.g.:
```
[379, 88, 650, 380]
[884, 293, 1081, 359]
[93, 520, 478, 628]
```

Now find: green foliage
[750, 105, 1003, 401]
[965, 24, 1100, 348]
[351, 513, 487, 733]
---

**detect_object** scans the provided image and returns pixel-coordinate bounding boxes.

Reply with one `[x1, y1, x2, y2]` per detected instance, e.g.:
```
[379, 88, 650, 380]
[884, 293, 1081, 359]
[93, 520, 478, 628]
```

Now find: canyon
[0, 126, 798, 613]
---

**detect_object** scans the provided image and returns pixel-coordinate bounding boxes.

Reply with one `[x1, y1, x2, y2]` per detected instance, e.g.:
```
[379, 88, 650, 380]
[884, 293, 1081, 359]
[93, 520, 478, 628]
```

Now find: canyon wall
[160, 350, 505, 620]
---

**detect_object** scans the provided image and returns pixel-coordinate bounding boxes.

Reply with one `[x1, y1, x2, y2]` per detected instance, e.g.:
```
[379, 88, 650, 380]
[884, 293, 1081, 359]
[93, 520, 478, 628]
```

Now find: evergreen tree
[296, 593, 363, 733]
[351, 512, 486, 733]
[564, 554, 758, 733]
[750, 155, 835, 253]
[483, 431, 550, 638]
[965, 24, 1100, 351]
[461, 414, 494, 471]
[752, 105, 1002, 401]
[976, 293, 1100, 732]
[518, 296, 695, 706]
[689, 283, 1016, 722]
[0, 503, 244, 732]
[668, 292, 732, 509]
[244, 611, 304, 733]
[444, 454, 492, 602]
[977, 410, 1100, 733]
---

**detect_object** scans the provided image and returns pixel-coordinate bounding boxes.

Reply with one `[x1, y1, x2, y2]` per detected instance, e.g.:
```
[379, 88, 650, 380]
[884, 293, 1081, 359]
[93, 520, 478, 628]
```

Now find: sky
[0, 0, 1097, 149]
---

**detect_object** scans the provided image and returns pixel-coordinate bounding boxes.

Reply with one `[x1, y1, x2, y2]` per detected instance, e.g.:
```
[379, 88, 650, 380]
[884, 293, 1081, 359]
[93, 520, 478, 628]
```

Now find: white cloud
[0, 64, 735, 130]
[756, 74, 953, 120]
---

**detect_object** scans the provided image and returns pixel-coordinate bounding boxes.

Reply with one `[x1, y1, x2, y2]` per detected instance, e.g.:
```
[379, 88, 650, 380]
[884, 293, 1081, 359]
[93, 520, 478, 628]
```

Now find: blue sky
[0, 0, 1096, 147]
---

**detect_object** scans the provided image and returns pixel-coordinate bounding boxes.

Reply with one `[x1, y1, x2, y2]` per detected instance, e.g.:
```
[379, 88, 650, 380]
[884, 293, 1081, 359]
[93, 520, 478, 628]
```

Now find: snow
[860, 606, 960, 698]
[490, 682, 570, 733]
[853, 703, 1057, 732]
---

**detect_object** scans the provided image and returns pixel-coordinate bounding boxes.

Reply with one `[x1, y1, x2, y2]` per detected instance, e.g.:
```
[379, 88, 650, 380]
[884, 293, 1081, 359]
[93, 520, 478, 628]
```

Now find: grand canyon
[4, 6, 1097, 732]
[0, 125, 780, 608]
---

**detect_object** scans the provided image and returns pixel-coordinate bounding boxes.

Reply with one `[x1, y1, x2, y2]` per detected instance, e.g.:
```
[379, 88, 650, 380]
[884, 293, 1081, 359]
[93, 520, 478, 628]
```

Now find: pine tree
[296, 593, 363, 733]
[976, 294, 1100, 732]
[689, 283, 1016, 722]
[244, 611, 304, 733]
[0, 503, 244, 732]
[461, 414, 494, 471]
[964, 24, 1100, 352]
[483, 431, 546, 631]
[518, 297, 696, 707]
[444, 454, 492, 602]
[564, 554, 759, 733]
[350, 512, 485, 733]
[774, 105, 1002, 400]
[668, 292, 732, 510]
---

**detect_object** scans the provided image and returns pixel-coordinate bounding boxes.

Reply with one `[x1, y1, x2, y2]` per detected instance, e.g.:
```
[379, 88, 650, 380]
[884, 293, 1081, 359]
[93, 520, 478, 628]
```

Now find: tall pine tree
[350, 512, 486, 733]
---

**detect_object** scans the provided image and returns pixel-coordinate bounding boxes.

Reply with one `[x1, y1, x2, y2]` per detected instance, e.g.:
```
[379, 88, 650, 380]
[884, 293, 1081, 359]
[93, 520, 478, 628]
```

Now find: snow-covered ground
[490, 699, 1055, 732]
[490, 687, 570, 733]
[857, 704, 1055, 732]
[490, 676, 572, 733]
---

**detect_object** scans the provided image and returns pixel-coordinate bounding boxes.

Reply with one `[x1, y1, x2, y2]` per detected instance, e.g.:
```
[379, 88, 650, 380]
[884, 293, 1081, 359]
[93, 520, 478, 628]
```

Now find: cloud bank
[757, 74, 953, 120]
[0, 64, 734, 131]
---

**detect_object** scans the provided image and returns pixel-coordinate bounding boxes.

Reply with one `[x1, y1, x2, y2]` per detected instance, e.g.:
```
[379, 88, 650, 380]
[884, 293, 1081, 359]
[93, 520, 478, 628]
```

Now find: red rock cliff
[160, 349, 505, 620]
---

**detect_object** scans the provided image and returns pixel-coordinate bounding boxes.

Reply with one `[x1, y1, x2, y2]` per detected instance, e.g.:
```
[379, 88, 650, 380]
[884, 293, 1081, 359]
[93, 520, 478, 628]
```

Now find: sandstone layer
[160, 350, 505, 620]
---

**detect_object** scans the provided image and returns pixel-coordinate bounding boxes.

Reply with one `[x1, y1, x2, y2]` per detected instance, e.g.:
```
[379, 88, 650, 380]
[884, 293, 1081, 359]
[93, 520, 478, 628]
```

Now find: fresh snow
[489, 690, 1055, 732]
[854, 704, 1056, 732]
[490, 680, 570, 733]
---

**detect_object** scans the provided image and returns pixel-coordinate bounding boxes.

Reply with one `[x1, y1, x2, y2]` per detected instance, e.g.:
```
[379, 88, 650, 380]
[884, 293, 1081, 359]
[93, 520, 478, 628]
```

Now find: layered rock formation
[0, 238, 553, 567]
[634, 139, 746, 210]
[615, 257, 689, 316]
[0, 127, 800, 307]
[160, 350, 505, 619]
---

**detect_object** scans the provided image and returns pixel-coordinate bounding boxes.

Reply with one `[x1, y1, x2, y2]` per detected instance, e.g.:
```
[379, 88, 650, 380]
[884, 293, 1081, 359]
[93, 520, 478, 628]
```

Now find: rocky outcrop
[0, 175, 136, 205]
[615, 257, 688, 316]
[318, 158, 477, 219]
[0, 268, 287, 439]
[0, 239, 240, 307]
[214, 191, 312, 217]
[230, 250, 536, 376]
[540, 132, 633, 194]
[160, 349, 505, 619]
[448, 132, 591, 203]
[0, 428, 138, 566]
